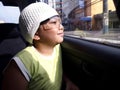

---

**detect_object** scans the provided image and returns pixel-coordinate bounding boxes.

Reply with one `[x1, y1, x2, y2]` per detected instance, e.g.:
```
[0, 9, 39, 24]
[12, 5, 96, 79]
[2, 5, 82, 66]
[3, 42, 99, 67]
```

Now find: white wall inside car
[0, 1, 20, 24]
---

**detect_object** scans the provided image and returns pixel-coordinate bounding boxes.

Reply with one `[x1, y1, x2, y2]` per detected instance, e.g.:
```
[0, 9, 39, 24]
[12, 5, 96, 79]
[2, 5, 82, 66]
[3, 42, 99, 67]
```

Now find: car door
[61, 35, 120, 90]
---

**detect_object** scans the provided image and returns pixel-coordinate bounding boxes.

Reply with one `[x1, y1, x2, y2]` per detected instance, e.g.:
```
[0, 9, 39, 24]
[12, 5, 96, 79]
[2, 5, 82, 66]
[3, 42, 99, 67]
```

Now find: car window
[60, 0, 120, 47]
[0, 1, 20, 24]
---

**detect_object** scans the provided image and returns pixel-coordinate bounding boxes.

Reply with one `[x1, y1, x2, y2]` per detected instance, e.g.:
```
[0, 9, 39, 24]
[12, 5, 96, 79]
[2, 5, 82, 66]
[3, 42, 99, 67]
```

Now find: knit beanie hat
[19, 2, 59, 44]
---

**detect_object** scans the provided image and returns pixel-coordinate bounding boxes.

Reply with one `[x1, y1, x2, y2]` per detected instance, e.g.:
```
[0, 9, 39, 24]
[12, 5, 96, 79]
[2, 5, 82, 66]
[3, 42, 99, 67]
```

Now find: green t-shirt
[13, 44, 62, 90]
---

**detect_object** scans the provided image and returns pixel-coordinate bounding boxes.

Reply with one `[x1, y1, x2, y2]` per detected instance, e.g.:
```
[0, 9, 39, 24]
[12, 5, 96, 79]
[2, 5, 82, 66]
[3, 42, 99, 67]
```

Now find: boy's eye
[52, 21, 56, 23]
[49, 21, 57, 24]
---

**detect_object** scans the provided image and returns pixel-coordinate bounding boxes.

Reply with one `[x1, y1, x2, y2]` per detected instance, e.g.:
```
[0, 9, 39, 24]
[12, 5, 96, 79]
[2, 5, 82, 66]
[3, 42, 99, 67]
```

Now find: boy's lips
[58, 32, 64, 37]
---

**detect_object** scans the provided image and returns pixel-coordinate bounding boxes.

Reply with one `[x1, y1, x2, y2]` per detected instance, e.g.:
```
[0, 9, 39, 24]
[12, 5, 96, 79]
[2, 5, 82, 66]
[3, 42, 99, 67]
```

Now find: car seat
[0, 23, 27, 89]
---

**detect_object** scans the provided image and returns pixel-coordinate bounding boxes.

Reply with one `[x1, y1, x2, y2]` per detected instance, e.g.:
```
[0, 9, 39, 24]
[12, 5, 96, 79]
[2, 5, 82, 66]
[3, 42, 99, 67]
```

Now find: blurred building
[65, 0, 117, 31]
[89, 0, 116, 30]
[62, 0, 79, 18]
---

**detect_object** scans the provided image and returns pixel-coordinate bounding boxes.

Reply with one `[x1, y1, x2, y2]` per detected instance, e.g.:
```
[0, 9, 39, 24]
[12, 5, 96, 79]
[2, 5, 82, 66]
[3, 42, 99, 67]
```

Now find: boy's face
[34, 16, 64, 45]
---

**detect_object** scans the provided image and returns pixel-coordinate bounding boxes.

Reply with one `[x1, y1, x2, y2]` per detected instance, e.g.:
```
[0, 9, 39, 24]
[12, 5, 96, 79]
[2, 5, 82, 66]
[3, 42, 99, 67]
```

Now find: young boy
[2, 2, 79, 90]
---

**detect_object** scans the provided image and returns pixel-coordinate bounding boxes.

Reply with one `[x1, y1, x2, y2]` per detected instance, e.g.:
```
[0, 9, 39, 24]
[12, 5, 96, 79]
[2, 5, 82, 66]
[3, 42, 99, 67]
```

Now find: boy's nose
[60, 24, 64, 31]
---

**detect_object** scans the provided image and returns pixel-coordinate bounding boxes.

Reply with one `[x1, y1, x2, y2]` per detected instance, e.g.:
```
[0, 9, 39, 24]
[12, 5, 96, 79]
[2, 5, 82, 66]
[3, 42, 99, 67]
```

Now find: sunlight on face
[35, 15, 64, 45]
[41, 15, 62, 30]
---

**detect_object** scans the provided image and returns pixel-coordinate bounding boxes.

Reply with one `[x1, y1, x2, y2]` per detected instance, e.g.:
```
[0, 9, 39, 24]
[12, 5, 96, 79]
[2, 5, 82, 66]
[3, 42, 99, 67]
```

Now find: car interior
[0, 0, 120, 90]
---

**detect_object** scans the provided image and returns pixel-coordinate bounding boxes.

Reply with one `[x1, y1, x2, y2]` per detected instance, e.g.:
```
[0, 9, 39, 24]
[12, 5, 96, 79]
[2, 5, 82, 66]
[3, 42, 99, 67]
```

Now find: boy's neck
[34, 43, 55, 56]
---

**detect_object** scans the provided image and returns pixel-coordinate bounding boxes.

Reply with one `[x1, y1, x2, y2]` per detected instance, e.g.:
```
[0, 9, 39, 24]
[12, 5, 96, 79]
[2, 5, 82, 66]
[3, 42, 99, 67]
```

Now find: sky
[0, 1, 20, 23]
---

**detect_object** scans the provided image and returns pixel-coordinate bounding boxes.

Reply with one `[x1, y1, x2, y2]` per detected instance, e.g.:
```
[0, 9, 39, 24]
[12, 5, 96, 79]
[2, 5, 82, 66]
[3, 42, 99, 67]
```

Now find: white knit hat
[19, 2, 59, 44]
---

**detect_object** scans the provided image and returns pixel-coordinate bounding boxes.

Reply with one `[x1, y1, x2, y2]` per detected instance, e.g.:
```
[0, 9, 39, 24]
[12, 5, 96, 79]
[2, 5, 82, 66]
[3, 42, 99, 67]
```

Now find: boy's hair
[19, 2, 59, 44]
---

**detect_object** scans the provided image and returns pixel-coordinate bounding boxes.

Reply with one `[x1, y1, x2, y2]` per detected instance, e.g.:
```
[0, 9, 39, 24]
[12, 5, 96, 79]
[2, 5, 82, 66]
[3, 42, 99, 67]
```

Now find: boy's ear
[33, 34, 40, 40]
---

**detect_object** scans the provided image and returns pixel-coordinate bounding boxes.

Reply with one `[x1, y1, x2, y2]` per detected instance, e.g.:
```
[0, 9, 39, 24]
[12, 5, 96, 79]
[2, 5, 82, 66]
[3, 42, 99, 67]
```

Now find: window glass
[60, 0, 120, 47]
[0, 1, 20, 24]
